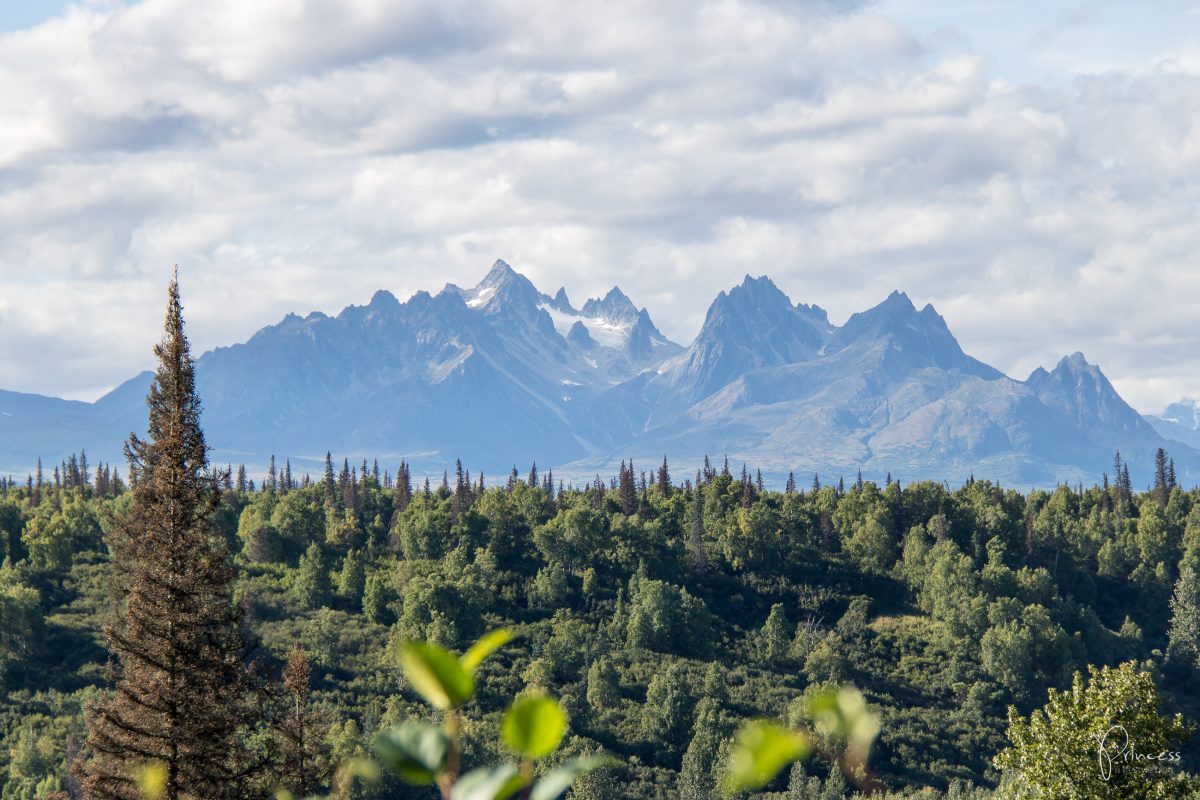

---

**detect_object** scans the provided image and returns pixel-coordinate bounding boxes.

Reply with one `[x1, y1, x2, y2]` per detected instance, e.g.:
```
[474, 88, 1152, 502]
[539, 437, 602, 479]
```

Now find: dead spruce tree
[275, 643, 329, 796]
[78, 274, 258, 800]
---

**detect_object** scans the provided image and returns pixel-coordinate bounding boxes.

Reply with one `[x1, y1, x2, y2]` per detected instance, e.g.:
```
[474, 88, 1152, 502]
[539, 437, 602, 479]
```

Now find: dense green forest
[4, 442, 1200, 798]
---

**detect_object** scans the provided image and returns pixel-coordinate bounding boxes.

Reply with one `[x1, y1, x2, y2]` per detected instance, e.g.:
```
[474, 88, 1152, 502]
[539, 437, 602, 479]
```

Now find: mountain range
[2, 260, 1196, 488]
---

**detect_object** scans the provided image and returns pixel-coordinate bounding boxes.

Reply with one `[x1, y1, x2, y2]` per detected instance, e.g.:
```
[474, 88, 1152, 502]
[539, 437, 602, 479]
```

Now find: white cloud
[1, 0, 1200, 415]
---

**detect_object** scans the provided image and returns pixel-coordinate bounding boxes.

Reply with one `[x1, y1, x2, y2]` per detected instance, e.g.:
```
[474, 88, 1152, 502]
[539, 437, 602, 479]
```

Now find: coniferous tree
[393, 461, 412, 513]
[785, 471, 796, 496]
[322, 453, 336, 507]
[77, 275, 258, 800]
[294, 542, 329, 610]
[618, 461, 637, 515]
[1154, 447, 1170, 507]
[688, 478, 707, 574]
[678, 697, 722, 799]
[657, 456, 671, 497]
[276, 643, 328, 796]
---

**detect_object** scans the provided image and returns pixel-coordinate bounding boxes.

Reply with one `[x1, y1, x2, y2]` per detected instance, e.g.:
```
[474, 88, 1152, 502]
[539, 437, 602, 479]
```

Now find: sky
[1, 1, 1199, 414]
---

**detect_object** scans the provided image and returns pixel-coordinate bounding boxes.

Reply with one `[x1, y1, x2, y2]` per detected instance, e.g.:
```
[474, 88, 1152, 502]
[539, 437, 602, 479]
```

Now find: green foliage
[373, 720, 449, 784]
[641, 662, 694, 761]
[722, 721, 810, 795]
[625, 574, 716, 657]
[6, 463, 1200, 799]
[502, 695, 566, 759]
[378, 629, 608, 799]
[398, 640, 477, 710]
[293, 541, 330, 609]
[994, 661, 1198, 798]
[722, 686, 879, 795]
[1167, 561, 1200, 670]
[334, 549, 366, 604]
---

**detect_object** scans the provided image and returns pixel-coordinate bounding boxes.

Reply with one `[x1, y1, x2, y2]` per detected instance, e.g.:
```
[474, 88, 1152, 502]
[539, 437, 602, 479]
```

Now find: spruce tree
[618, 461, 637, 515]
[393, 460, 412, 513]
[276, 643, 328, 796]
[1155, 447, 1170, 507]
[78, 275, 257, 800]
[688, 477, 707, 574]
[322, 453, 336, 507]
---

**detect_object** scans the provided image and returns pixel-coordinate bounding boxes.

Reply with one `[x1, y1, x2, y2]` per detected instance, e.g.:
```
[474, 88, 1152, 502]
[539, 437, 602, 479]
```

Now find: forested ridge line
[2, 444, 1199, 798]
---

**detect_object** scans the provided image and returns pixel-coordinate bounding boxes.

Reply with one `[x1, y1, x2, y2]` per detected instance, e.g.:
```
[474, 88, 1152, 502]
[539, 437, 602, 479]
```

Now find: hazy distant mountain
[2, 261, 1195, 486]
[1145, 398, 1200, 450]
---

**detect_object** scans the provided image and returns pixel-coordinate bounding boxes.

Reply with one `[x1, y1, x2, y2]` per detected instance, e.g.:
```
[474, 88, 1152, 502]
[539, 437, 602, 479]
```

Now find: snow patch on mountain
[537, 302, 633, 348]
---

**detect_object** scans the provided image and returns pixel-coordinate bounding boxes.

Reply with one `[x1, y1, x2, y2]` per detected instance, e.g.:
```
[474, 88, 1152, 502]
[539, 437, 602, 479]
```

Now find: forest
[3, 286, 1200, 800]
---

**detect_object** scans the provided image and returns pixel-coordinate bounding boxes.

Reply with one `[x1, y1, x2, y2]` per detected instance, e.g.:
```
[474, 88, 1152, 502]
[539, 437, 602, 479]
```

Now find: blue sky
[1, 0, 1199, 413]
[0, 1, 80, 31]
[883, 1, 1200, 84]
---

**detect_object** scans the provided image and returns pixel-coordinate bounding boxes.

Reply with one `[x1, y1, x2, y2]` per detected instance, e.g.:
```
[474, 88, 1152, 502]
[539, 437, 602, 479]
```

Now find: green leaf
[721, 721, 809, 795]
[502, 695, 567, 759]
[399, 641, 475, 709]
[805, 687, 880, 751]
[450, 764, 526, 800]
[461, 629, 515, 673]
[372, 721, 450, 784]
[530, 755, 613, 800]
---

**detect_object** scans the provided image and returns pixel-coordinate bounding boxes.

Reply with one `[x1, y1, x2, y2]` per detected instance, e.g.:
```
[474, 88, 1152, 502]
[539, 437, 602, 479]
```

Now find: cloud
[1, 0, 1199, 415]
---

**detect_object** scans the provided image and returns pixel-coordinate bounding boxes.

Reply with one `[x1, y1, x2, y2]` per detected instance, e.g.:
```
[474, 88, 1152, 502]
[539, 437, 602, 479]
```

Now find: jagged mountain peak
[548, 287, 574, 313]
[828, 291, 999, 379]
[480, 258, 520, 287]
[702, 275, 792, 327]
[566, 320, 595, 349]
[368, 289, 400, 309]
[1027, 352, 1101, 386]
[1027, 352, 1150, 435]
[664, 274, 828, 401]
[1061, 351, 1092, 369]
[439, 259, 543, 314]
[704, 275, 830, 330]
[580, 286, 639, 323]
